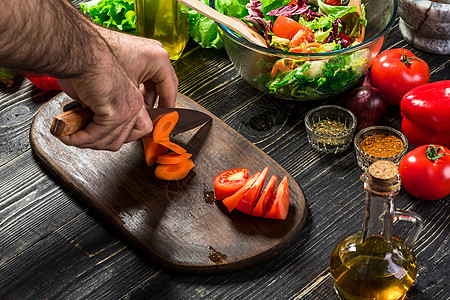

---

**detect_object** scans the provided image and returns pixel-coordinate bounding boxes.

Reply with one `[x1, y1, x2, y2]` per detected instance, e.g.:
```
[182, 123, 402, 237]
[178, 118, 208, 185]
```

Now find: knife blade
[51, 105, 212, 137]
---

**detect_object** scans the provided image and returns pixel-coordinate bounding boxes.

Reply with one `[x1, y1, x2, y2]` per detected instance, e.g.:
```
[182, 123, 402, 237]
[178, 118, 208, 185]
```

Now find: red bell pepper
[25, 73, 61, 90]
[400, 80, 450, 148]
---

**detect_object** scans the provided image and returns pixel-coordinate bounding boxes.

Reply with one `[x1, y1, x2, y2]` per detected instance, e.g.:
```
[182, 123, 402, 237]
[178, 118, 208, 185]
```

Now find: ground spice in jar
[359, 134, 403, 158]
[312, 119, 349, 135]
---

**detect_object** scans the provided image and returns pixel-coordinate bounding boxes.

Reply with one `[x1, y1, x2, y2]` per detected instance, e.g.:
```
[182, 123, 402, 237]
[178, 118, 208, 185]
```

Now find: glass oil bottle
[330, 161, 424, 300]
[135, 0, 189, 60]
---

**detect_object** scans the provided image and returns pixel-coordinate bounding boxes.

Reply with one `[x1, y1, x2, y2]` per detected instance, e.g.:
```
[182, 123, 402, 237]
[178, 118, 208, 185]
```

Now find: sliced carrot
[141, 136, 168, 166]
[157, 139, 187, 154]
[222, 172, 260, 213]
[153, 111, 179, 142]
[156, 152, 192, 165]
[154, 159, 195, 181]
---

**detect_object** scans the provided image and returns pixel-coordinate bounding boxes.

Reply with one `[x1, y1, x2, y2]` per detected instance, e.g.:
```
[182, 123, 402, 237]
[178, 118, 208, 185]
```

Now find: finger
[125, 105, 153, 143]
[141, 81, 157, 108]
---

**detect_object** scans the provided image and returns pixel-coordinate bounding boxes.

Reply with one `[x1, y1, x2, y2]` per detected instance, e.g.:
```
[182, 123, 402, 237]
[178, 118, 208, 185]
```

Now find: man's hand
[57, 30, 178, 151]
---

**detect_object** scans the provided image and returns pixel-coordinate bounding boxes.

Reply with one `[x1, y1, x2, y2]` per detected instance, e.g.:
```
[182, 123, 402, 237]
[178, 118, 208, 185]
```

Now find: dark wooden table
[0, 8, 449, 300]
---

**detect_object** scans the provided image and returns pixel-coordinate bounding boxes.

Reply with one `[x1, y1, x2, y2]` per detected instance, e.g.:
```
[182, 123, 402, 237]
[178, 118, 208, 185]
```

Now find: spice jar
[354, 126, 408, 171]
[330, 161, 423, 300]
[135, 0, 190, 60]
[304, 105, 357, 154]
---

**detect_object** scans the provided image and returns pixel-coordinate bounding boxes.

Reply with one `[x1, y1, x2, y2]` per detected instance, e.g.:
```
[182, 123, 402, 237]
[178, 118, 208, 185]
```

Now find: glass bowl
[304, 105, 357, 154]
[210, 0, 398, 101]
[354, 126, 409, 172]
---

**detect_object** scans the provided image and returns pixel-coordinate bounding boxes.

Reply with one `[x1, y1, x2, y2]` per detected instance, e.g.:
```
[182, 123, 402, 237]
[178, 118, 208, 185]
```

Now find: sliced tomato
[272, 16, 308, 40]
[264, 176, 289, 220]
[252, 174, 277, 217]
[235, 166, 269, 215]
[213, 168, 249, 200]
[222, 172, 260, 212]
[288, 27, 314, 48]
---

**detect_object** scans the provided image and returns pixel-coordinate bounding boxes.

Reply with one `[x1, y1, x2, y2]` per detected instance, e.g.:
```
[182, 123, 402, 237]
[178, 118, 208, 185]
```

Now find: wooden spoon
[177, 0, 267, 47]
[348, 0, 365, 41]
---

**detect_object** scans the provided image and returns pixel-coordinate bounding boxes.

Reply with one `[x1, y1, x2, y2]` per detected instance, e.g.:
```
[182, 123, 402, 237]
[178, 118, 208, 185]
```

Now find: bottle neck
[361, 174, 401, 242]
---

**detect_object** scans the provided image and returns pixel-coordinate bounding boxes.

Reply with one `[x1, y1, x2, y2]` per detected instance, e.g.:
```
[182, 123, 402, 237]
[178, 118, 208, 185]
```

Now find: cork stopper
[367, 161, 399, 187]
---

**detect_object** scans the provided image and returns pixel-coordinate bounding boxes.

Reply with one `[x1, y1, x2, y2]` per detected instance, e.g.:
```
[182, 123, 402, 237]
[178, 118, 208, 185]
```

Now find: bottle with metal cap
[330, 161, 424, 300]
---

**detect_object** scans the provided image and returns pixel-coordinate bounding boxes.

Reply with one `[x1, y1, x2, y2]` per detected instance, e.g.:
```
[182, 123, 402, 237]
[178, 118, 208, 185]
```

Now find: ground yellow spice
[359, 134, 403, 158]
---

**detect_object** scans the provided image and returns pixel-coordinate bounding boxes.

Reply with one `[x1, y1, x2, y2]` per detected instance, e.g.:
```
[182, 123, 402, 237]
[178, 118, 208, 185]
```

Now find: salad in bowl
[210, 0, 397, 101]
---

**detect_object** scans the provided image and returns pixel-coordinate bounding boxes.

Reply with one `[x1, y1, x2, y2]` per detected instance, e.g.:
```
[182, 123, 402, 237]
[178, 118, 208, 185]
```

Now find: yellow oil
[330, 231, 417, 300]
[135, 0, 189, 60]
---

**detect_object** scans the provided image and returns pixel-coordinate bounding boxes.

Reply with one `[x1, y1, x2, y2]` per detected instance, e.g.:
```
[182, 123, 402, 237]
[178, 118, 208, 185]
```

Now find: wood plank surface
[29, 93, 307, 274]
[0, 4, 449, 298]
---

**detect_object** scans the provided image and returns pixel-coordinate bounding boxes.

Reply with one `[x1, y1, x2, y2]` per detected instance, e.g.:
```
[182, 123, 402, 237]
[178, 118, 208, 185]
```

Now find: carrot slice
[152, 111, 179, 142]
[141, 136, 168, 166]
[157, 139, 187, 154]
[156, 152, 192, 165]
[154, 159, 195, 181]
[222, 172, 260, 213]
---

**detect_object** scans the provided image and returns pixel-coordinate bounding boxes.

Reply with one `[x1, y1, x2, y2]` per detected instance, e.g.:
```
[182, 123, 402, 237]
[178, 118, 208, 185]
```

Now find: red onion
[346, 71, 389, 130]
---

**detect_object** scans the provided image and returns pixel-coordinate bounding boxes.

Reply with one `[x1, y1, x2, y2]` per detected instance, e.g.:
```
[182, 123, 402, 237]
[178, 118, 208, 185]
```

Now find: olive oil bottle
[330, 161, 423, 300]
[135, 0, 189, 60]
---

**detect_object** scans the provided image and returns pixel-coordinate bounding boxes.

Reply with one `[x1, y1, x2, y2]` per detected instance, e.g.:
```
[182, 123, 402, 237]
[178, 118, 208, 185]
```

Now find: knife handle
[51, 107, 94, 137]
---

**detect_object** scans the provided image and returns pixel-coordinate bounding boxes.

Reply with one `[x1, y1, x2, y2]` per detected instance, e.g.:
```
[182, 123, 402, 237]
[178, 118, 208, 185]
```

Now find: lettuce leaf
[80, 0, 136, 34]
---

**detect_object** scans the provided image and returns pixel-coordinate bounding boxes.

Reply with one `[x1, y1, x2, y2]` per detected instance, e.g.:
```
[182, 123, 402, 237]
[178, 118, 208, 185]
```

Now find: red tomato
[213, 168, 249, 200]
[252, 174, 277, 217]
[288, 27, 315, 48]
[371, 48, 429, 106]
[25, 73, 62, 90]
[272, 16, 310, 40]
[264, 176, 290, 220]
[235, 166, 269, 215]
[325, 0, 342, 5]
[222, 172, 260, 212]
[398, 145, 450, 200]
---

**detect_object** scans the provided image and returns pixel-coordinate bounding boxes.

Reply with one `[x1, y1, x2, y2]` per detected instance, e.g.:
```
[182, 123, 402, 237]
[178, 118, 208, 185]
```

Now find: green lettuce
[80, 0, 136, 34]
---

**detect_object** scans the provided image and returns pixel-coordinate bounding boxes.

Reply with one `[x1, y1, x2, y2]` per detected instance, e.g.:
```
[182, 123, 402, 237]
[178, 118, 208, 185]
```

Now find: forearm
[0, 0, 111, 78]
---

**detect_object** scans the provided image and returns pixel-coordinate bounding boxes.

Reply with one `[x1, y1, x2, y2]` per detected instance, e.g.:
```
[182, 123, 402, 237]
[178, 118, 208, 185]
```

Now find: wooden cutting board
[30, 93, 308, 274]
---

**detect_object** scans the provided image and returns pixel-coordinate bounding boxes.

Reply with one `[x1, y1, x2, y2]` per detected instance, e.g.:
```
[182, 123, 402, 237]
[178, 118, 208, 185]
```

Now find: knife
[51, 105, 212, 137]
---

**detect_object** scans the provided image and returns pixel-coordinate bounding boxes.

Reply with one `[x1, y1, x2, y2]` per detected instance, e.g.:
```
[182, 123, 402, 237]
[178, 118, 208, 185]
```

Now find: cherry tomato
[235, 166, 269, 215]
[264, 176, 290, 220]
[213, 168, 249, 200]
[25, 73, 62, 90]
[398, 145, 450, 200]
[272, 16, 310, 40]
[252, 174, 277, 217]
[370, 48, 429, 106]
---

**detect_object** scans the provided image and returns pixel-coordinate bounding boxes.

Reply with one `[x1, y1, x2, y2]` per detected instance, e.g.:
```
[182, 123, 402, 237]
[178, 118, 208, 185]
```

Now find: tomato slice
[252, 174, 277, 217]
[235, 166, 269, 215]
[222, 172, 260, 212]
[272, 16, 308, 40]
[264, 176, 289, 220]
[213, 168, 249, 200]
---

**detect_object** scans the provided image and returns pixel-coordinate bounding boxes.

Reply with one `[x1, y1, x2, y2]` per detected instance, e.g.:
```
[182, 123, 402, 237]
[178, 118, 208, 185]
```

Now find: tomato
[371, 48, 430, 106]
[213, 168, 249, 200]
[252, 174, 277, 217]
[235, 166, 269, 215]
[398, 145, 450, 200]
[222, 172, 260, 212]
[264, 176, 289, 220]
[25, 73, 62, 90]
[325, 0, 342, 5]
[272, 16, 310, 40]
[288, 27, 314, 48]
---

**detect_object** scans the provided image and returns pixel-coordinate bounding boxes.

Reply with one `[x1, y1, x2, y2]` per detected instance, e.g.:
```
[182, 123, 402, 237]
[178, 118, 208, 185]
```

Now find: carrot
[154, 159, 195, 181]
[156, 152, 192, 165]
[157, 139, 187, 154]
[141, 136, 168, 166]
[152, 111, 179, 142]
